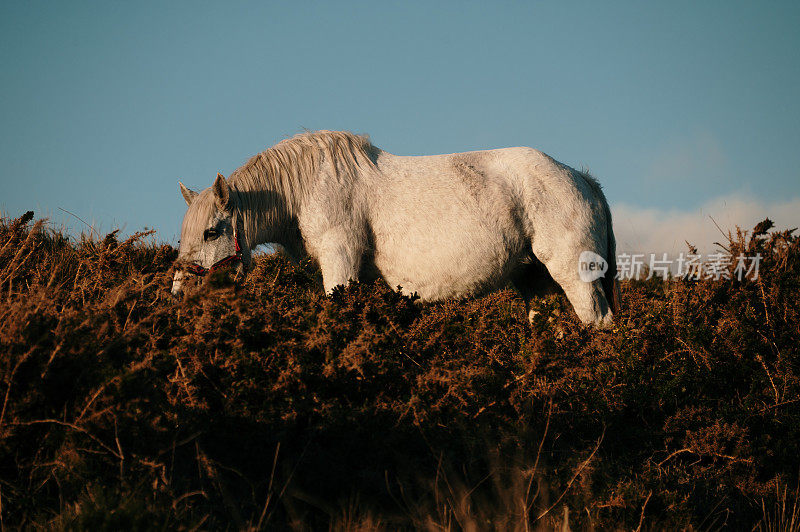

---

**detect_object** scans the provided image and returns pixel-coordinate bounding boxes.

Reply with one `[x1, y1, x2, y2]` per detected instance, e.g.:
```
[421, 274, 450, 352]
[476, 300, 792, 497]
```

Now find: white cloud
[612, 194, 800, 255]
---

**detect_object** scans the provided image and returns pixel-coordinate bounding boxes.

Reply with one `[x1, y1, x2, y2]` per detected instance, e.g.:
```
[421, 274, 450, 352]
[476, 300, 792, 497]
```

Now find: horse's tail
[601, 202, 621, 315]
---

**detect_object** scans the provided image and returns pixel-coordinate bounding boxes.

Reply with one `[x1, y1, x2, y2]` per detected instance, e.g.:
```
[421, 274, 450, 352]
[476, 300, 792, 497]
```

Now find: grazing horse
[172, 130, 620, 327]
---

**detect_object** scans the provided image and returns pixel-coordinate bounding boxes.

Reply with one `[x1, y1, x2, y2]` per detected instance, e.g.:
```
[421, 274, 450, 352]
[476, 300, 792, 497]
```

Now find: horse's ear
[212, 173, 231, 210]
[179, 181, 198, 206]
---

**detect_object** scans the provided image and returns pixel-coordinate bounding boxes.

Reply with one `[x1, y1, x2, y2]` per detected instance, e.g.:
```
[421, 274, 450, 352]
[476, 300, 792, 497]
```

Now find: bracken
[0, 212, 798, 530]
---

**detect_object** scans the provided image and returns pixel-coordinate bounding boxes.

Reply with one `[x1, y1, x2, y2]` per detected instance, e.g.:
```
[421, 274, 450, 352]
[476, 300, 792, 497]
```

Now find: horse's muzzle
[171, 269, 185, 296]
[171, 255, 244, 296]
[184, 255, 241, 277]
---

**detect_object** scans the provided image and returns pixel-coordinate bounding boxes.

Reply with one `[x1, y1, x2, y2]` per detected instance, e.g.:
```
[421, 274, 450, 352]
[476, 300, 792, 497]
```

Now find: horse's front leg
[314, 228, 362, 294]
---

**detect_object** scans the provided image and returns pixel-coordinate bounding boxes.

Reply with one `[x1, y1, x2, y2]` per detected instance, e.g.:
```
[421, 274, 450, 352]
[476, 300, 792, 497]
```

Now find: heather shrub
[0, 212, 798, 529]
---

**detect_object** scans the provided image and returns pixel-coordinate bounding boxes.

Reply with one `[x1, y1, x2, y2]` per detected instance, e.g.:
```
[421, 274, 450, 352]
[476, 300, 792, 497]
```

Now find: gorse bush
[0, 212, 798, 530]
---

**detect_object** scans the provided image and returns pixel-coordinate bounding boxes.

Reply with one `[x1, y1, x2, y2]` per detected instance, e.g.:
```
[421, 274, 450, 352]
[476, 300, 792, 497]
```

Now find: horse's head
[172, 173, 248, 295]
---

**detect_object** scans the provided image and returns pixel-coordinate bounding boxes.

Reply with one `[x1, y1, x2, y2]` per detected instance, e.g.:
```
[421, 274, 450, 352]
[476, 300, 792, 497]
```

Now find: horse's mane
[228, 130, 376, 215]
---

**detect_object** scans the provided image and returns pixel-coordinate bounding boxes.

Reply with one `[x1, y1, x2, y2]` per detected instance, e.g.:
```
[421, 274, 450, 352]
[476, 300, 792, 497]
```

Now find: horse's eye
[203, 229, 219, 241]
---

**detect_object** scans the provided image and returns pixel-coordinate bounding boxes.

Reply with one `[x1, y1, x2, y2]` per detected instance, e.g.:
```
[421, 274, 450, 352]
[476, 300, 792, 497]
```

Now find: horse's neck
[273, 224, 307, 262]
[234, 187, 305, 256]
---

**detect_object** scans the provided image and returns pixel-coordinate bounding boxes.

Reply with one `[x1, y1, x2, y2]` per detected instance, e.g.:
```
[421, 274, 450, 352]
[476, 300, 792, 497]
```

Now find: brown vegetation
[0, 211, 799, 529]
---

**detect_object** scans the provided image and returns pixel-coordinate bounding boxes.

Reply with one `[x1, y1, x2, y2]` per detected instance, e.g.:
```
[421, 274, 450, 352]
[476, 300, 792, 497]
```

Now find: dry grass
[755, 483, 800, 532]
[0, 211, 799, 529]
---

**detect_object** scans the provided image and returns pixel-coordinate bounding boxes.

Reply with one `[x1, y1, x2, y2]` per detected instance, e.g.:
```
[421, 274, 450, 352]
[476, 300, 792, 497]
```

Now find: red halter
[184, 228, 242, 277]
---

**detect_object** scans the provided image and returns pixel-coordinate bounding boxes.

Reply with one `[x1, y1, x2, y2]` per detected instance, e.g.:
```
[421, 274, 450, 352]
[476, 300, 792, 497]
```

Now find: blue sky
[1, 1, 799, 249]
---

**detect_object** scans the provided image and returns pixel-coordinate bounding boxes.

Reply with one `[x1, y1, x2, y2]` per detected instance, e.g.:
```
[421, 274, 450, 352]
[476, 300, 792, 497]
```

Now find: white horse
[172, 130, 620, 327]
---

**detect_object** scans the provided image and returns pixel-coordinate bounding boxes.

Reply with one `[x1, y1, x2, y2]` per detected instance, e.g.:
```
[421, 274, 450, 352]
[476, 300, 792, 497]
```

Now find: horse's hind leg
[510, 255, 562, 323]
[532, 242, 614, 328]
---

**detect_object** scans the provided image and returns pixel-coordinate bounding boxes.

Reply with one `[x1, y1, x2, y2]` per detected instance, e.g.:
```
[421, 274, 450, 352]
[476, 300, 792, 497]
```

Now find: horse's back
[364, 149, 540, 299]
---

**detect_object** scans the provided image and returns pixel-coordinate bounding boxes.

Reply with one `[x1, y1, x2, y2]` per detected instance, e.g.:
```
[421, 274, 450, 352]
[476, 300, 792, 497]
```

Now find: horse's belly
[368, 155, 528, 299]
[373, 223, 525, 300]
